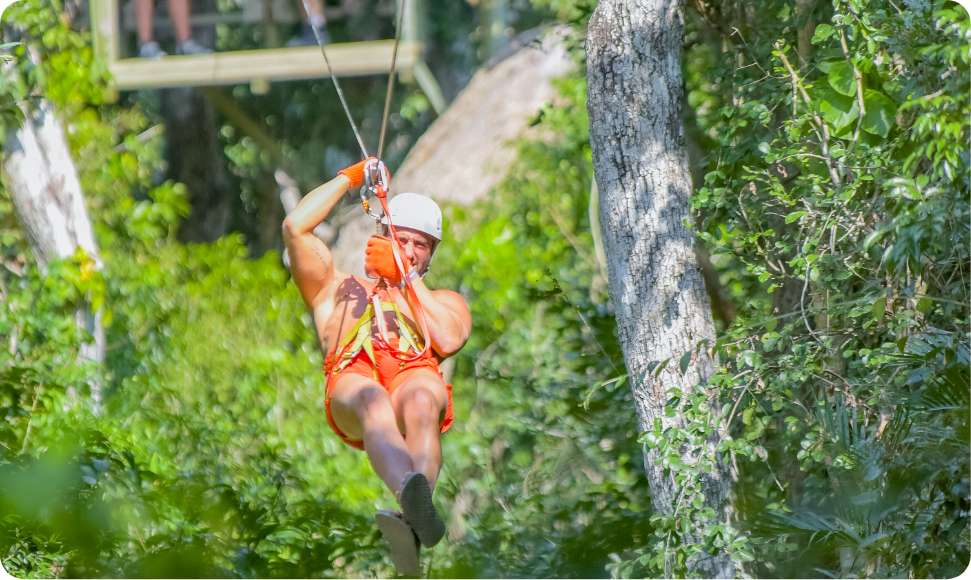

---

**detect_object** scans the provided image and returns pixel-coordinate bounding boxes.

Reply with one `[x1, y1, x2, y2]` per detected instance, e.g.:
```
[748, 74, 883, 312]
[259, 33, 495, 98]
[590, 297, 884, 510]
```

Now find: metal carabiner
[359, 158, 391, 222]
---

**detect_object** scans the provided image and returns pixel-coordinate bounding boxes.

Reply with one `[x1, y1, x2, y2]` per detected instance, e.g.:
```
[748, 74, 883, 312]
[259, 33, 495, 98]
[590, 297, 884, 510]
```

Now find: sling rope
[368, 182, 432, 363]
[299, 0, 408, 159]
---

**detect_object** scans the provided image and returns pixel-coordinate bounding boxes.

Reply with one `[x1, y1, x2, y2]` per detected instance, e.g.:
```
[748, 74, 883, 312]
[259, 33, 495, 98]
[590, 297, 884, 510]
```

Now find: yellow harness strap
[331, 298, 424, 374]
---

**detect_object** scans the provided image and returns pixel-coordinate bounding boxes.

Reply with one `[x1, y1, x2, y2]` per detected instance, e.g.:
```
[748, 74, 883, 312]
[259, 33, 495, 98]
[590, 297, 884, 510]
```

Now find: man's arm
[281, 174, 353, 308]
[404, 280, 471, 358]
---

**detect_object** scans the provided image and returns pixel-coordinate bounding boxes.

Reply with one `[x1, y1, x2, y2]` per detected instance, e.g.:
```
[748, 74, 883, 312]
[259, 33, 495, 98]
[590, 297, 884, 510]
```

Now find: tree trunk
[2, 95, 105, 414]
[161, 86, 234, 243]
[158, 0, 234, 243]
[586, 1, 735, 577]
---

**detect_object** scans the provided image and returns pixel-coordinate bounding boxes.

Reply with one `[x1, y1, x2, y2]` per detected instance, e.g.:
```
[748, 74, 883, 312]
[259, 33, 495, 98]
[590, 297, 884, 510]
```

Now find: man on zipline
[282, 157, 471, 573]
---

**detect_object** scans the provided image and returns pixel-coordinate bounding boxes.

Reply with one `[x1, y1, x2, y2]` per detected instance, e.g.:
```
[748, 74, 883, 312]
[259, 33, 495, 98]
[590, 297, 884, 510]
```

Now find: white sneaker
[138, 41, 167, 59]
[176, 39, 211, 55]
[375, 510, 420, 577]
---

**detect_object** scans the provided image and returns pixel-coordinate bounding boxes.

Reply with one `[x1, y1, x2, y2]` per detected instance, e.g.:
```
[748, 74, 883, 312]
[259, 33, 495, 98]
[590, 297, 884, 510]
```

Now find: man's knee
[401, 386, 440, 422]
[352, 384, 392, 421]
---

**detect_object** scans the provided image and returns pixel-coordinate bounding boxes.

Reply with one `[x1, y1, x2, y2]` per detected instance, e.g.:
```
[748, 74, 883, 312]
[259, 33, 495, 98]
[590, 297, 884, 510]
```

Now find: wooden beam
[91, 0, 120, 63]
[109, 41, 423, 90]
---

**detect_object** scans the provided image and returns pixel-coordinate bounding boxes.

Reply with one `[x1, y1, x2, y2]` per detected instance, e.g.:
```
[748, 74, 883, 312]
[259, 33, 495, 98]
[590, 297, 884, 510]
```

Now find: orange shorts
[323, 341, 454, 450]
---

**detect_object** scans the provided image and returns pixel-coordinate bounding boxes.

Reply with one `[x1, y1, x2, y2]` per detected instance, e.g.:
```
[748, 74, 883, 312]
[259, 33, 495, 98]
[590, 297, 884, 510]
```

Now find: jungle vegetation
[0, 0, 967, 577]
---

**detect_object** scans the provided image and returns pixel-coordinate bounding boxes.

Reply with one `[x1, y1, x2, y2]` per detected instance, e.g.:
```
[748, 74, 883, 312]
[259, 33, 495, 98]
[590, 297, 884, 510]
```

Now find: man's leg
[289, 0, 327, 46]
[168, 0, 192, 43]
[389, 369, 449, 547]
[329, 373, 414, 495]
[135, 0, 155, 44]
[390, 369, 449, 489]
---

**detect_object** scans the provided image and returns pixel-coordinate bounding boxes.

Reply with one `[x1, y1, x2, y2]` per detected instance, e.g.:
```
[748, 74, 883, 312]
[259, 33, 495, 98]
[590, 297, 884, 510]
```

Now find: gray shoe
[138, 41, 167, 59]
[175, 39, 211, 55]
[287, 24, 328, 47]
[376, 510, 420, 577]
[399, 472, 446, 548]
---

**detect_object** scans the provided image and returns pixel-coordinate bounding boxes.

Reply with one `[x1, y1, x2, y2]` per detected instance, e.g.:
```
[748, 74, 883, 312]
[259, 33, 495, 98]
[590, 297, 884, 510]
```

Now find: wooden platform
[89, 0, 444, 111]
[106, 41, 422, 90]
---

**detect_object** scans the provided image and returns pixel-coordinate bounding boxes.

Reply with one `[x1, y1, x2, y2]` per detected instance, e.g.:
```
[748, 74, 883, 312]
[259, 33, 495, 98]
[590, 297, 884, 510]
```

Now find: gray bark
[2, 95, 105, 414]
[586, 1, 735, 577]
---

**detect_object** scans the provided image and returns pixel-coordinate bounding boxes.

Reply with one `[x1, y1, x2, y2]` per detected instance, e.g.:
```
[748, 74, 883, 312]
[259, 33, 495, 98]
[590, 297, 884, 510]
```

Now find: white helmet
[381, 192, 443, 242]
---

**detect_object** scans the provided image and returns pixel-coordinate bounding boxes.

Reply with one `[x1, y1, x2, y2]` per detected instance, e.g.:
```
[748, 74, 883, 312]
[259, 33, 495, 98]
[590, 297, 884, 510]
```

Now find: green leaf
[740, 350, 760, 368]
[785, 210, 808, 224]
[827, 60, 857, 96]
[679, 350, 692, 374]
[812, 24, 835, 45]
[817, 89, 859, 132]
[862, 89, 896, 137]
[916, 296, 933, 314]
[871, 295, 886, 321]
[864, 228, 886, 250]
[742, 406, 754, 426]
[652, 357, 671, 378]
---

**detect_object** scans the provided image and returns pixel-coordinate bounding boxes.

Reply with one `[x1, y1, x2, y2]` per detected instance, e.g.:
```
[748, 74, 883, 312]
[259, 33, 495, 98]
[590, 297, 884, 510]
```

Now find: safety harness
[329, 298, 424, 374]
[326, 167, 434, 371]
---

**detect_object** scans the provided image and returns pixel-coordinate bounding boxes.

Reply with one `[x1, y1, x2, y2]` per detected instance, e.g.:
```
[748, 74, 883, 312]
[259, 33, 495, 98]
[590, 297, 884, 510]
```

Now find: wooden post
[262, 0, 280, 48]
[91, 0, 121, 63]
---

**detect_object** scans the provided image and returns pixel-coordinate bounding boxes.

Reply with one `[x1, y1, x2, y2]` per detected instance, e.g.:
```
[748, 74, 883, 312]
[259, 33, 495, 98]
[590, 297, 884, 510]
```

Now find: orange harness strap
[368, 181, 432, 363]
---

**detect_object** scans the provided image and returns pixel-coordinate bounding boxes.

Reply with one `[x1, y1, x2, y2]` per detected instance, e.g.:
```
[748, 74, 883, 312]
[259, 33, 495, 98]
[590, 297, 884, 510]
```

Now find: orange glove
[365, 235, 410, 285]
[337, 157, 376, 189]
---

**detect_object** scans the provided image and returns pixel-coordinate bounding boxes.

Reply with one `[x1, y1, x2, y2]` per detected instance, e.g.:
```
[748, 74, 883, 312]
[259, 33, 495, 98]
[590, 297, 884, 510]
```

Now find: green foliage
[1, 0, 967, 578]
[684, 0, 970, 576]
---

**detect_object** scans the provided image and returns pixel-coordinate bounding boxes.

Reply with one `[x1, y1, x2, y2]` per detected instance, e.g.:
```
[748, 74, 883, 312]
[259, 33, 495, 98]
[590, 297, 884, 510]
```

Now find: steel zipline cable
[377, 0, 407, 159]
[299, 0, 408, 161]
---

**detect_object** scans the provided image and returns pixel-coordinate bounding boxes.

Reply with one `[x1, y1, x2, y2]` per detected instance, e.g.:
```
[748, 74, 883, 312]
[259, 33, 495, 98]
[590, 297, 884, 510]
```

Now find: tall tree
[2, 83, 105, 413]
[586, 1, 735, 576]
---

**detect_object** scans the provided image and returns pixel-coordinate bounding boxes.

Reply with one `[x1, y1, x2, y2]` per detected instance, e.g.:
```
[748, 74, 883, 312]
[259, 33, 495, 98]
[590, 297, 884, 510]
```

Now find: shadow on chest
[334, 277, 417, 332]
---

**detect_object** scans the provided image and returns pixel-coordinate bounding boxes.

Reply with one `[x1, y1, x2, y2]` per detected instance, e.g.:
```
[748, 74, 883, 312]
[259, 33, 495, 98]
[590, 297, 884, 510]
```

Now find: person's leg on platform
[168, 0, 191, 43]
[136, 0, 167, 57]
[135, 0, 155, 44]
[169, 0, 211, 54]
[289, 0, 327, 46]
[306, 0, 325, 23]
[329, 373, 414, 495]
